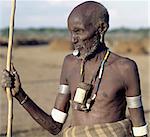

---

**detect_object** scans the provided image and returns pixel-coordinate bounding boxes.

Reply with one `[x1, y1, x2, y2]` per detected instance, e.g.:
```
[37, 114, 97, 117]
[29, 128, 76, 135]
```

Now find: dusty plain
[0, 45, 149, 137]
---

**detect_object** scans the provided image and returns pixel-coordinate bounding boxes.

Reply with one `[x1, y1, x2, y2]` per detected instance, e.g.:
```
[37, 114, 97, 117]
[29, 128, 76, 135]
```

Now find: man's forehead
[68, 6, 94, 26]
[68, 12, 92, 29]
[69, 11, 88, 22]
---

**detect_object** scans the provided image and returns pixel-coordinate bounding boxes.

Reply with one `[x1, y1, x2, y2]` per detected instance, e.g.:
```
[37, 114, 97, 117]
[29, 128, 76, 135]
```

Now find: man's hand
[1, 64, 21, 96]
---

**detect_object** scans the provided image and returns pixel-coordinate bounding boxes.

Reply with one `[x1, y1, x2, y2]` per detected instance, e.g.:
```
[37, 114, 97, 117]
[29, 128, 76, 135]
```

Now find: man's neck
[85, 43, 107, 61]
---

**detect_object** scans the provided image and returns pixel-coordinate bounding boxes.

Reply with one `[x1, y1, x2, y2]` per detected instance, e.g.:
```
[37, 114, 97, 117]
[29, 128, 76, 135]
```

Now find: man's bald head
[67, 1, 109, 58]
[68, 1, 109, 32]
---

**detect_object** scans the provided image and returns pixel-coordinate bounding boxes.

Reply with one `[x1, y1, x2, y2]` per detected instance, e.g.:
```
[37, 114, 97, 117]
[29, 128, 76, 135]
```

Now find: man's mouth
[73, 44, 84, 50]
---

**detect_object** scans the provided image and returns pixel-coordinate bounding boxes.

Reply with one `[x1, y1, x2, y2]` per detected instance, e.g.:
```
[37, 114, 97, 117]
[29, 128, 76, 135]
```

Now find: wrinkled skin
[68, 14, 98, 53]
[1, 1, 147, 136]
[67, 1, 108, 58]
[68, 14, 100, 58]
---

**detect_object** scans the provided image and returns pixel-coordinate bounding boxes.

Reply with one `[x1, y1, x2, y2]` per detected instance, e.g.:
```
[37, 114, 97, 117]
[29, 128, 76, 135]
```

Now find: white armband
[59, 85, 70, 94]
[126, 95, 142, 108]
[132, 123, 149, 136]
[51, 108, 67, 123]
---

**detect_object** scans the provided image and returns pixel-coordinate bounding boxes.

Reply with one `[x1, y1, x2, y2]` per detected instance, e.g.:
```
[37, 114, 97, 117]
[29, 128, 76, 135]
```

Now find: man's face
[68, 14, 98, 56]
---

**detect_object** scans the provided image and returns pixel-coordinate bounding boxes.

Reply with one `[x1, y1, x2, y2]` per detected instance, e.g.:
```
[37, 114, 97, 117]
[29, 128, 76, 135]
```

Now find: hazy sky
[0, 0, 149, 29]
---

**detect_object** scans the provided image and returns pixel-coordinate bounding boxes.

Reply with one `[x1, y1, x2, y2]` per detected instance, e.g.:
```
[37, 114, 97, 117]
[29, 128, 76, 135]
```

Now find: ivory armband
[132, 123, 149, 136]
[59, 85, 70, 94]
[126, 95, 142, 108]
[51, 108, 67, 123]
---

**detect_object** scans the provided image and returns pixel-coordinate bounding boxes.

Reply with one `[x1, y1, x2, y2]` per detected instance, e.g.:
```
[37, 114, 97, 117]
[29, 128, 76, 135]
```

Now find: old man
[2, 1, 148, 137]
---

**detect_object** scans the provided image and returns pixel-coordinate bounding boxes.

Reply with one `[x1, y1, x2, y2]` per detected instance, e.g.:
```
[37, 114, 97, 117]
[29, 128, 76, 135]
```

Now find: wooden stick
[6, 0, 16, 136]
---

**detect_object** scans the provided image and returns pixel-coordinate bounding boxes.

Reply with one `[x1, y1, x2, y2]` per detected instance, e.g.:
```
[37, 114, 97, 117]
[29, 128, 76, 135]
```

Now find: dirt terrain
[0, 45, 149, 137]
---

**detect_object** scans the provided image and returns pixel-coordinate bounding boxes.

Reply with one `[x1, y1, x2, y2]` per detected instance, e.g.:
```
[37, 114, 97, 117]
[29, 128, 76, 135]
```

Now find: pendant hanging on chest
[73, 82, 93, 112]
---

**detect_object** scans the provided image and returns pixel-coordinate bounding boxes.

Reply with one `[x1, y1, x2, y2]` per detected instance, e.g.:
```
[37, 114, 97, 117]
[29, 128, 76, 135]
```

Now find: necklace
[85, 49, 110, 110]
[72, 48, 110, 111]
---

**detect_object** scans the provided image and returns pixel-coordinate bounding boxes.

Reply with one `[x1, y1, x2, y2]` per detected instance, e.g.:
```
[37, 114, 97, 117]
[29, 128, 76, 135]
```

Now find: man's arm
[1, 56, 71, 135]
[123, 59, 148, 137]
[15, 88, 64, 135]
[17, 55, 71, 135]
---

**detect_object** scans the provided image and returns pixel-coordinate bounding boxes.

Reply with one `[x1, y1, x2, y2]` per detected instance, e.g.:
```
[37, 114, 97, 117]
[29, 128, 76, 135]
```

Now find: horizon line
[0, 26, 149, 31]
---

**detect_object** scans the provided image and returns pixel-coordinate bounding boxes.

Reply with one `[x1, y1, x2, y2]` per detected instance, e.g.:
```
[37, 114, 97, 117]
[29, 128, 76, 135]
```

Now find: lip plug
[73, 49, 79, 56]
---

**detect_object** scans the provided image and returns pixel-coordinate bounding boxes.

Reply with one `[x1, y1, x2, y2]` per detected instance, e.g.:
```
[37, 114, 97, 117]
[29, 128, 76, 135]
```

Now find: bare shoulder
[109, 52, 138, 74]
[63, 54, 75, 64]
[64, 54, 76, 64]
[60, 54, 75, 84]
[110, 52, 141, 96]
[61, 54, 76, 72]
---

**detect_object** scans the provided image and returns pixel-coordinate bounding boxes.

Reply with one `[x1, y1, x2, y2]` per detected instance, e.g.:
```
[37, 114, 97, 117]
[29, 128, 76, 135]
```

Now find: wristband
[132, 123, 148, 136]
[51, 108, 67, 123]
[20, 95, 28, 105]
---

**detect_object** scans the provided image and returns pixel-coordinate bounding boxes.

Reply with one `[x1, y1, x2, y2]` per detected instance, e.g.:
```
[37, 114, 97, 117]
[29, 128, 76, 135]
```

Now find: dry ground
[0, 45, 149, 137]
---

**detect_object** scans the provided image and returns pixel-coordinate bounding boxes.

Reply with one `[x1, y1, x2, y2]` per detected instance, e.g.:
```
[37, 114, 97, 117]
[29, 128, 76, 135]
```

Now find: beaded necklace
[79, 49, 110, 111]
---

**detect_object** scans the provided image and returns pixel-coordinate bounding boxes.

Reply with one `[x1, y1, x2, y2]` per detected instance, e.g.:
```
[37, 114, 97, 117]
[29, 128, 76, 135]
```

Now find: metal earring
[100, 33, 104, 43]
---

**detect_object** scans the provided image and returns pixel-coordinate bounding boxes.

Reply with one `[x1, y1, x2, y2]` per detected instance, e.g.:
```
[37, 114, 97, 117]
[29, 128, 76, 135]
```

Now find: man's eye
[74, 29, 84, 34]
[79, 29, 84, 33]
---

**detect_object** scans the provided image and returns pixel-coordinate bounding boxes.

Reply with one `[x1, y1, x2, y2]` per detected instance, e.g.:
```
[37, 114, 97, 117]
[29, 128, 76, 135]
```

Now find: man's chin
[79, 50, 89, 56]
[73, 46, 92, 57]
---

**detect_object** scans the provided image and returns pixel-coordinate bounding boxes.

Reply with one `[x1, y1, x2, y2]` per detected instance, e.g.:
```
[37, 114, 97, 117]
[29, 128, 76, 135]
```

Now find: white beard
[73, 35, 100, 60]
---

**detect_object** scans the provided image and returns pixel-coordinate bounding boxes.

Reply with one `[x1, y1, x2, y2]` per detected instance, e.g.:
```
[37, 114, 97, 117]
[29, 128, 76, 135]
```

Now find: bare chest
[67, 61, 125, 101]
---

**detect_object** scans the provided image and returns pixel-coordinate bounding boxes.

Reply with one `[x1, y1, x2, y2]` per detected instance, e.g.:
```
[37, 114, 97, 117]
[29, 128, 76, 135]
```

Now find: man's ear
[96, 21, 109, 43]
[97, 21, 109, 34]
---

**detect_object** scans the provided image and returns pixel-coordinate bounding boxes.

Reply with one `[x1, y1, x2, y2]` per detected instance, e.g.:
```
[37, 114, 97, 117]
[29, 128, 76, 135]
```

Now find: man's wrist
[15, 88, 27, 104]
[132, 123, 149, 137]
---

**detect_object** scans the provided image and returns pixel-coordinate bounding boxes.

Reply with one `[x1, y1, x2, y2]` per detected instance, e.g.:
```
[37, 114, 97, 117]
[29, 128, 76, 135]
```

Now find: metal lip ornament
[73, 49, 79, 56]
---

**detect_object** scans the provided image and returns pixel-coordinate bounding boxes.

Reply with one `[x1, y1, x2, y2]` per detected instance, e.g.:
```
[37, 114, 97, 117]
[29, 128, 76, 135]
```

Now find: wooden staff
[6, 0, 16, 136]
